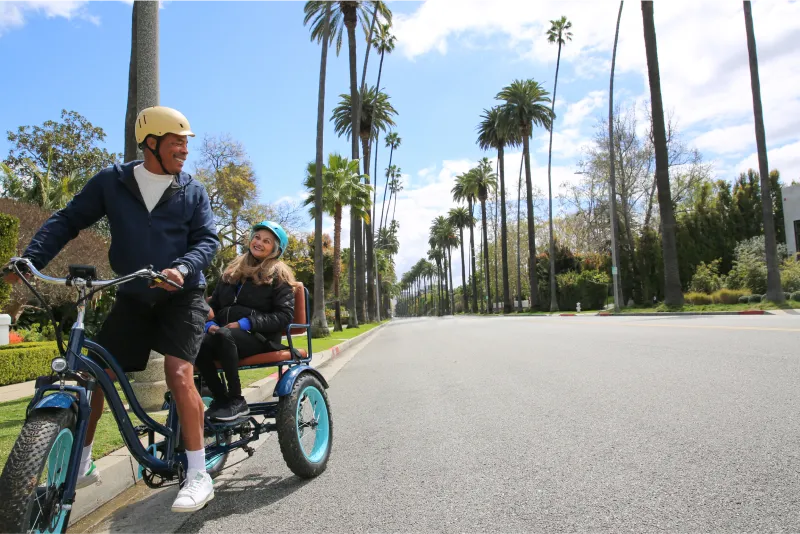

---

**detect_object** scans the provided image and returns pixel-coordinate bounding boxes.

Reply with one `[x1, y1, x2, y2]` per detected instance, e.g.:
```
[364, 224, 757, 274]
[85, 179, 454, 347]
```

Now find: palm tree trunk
[516, 156, 523, 311]
[642, 1, 683, 307]
[547, 40, 563, 313]
[124, 3, 139, 162]
[311, 1, 332, 337]
[744, 1, 783, 302]
[498, 145, 512, 314]
[348, 213, 359, 327]
[391, 186, 399, 224]
[523, 134, 539, 310]
[481, 199, 492, 314]
[607, 1, 625, 312]
[361, 135, 376, 321]
[447, 247, 455, 314]
[469, 198, 478, 313]
[379, 145, 394, 233]
[492, 182, 500, 313]
[135, 0, 158, 146]
[333, 204, 343, 331]
[343, 5, 366, 325]
[459, 227, 468, 313]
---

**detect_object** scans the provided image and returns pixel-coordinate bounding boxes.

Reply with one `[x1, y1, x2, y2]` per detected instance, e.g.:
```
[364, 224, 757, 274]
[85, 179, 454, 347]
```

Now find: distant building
[782, 184, 800, 258]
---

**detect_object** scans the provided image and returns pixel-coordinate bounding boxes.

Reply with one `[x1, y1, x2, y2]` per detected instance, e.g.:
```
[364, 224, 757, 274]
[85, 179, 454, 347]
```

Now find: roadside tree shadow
[174, 473, 311, 533]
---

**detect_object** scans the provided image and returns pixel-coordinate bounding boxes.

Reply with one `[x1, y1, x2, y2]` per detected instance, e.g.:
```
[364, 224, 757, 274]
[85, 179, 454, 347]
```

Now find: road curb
[68, 322, 388, 526]
[596, 310, 773, 316]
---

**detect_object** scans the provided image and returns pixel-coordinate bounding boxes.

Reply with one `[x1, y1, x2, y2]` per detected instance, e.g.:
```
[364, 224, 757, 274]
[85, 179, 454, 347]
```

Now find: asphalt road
[139, 315, 800, 532]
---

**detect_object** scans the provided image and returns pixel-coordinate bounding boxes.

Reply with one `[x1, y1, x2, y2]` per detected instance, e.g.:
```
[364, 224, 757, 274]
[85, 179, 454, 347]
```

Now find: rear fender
[273, 365, 329, 397]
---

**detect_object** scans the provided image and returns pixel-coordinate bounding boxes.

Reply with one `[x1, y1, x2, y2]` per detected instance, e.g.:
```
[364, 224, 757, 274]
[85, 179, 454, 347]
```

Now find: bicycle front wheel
[0, 409, 77, 533]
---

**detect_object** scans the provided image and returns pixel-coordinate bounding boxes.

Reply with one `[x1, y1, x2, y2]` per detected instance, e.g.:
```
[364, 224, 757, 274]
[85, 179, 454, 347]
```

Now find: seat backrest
[290, 282, 307, 335]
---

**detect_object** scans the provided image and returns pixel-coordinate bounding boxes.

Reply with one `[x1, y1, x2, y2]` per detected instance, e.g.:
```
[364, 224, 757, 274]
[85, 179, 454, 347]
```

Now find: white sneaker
[76, 461, 101, 489]
[171, 471, 214, 513]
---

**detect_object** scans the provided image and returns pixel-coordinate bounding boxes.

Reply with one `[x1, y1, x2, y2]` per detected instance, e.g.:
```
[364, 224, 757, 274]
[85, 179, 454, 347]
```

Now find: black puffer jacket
[209, 278, 295, 344]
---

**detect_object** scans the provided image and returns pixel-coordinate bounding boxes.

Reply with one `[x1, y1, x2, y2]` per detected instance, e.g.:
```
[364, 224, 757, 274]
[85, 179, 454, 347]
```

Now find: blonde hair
[222, 249, 298, 287]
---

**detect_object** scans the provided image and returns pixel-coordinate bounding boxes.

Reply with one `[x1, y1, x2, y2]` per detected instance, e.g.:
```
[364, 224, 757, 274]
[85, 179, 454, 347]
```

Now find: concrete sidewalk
[0, 378, 37, 403]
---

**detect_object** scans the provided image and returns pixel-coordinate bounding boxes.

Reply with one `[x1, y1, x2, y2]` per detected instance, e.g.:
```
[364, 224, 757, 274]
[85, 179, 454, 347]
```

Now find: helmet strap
[146, 135, 176, 177]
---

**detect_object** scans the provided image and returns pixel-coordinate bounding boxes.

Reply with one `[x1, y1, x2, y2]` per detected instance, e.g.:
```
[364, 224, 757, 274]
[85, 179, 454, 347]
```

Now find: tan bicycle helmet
[135, 106, 195, 173]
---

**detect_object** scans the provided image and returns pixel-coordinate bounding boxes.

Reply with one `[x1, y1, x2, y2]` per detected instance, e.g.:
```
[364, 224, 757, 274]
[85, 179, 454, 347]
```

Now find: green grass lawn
[0, 322, 386, 469]
[614, 300, 800, 314]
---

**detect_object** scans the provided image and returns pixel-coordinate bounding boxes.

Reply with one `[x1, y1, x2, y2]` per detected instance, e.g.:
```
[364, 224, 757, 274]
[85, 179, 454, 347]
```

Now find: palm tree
[449, 206, 474, 314]
[370, 26, 396, 222]
[497, 79, 554, 311]
[332, 86, 397, 320]
[477, 106, 517, 314]
[124, 3, 138, 162]
[641, 1, 683, 307]
[305, 0, 392, 325]
[465, 160, 498, 314]
[515, 156, 524, 311]
[389, 171, 403, 225]
[427, 247, 444, 315]
[308, 0, 333, 337]
[303, 154, 372, 331]
[743, 1, 783, 303]
[452, 172, 479, 313]
[545, 16, 573, 313]
[379, 133, 401, 232]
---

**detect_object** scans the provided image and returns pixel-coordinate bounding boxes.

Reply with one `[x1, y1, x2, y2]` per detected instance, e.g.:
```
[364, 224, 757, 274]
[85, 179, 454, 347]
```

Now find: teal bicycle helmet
[250, 220, 289, 258]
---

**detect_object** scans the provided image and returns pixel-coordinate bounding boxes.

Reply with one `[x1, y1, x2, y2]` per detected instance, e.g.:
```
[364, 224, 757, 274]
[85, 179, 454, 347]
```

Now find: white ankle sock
[186, 449, 207, 479]
[79, 444, 93, 474]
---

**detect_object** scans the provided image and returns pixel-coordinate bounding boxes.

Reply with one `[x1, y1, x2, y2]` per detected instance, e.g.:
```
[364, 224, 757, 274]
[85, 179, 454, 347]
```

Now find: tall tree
[124, 3, 139, 162]
[465, 160, 498, 314]
[303, 154, 372, 331]
[332, 86, 397, 320]
[607, 2, 624, 312]
[477, 106, 516, 313]
[379, 133, 401, 232]
[497, 80, 554, 311]
[448, 207, 473, 313]
[309, 1, 332, 337]
[305, 0, 390, 326]
[136, 0, 158, 133]
[641, 1, 683, 306]
[452, 172, 478, 312]
[743, 1, 783, 302]
[545, 16, 573, 312]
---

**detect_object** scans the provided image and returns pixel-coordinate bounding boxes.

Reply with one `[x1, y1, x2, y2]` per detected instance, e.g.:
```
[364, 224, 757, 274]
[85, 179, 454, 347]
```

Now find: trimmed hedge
[0, 212, 20, 308]
[793, 292, 800, 302]
[0, 341, 60, 386]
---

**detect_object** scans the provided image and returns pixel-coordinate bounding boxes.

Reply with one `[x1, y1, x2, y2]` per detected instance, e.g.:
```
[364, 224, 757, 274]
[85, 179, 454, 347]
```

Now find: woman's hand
[208, 325, 220, 334]
[224, 322, 240, 329]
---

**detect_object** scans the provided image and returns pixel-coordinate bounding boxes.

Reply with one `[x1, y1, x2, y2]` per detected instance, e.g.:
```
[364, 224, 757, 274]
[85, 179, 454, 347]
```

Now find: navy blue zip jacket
[23, 161, 220, 303]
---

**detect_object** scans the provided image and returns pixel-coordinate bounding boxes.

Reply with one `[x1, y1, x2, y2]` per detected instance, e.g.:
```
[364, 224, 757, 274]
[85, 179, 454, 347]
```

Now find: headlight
[51, 358, 68, 373]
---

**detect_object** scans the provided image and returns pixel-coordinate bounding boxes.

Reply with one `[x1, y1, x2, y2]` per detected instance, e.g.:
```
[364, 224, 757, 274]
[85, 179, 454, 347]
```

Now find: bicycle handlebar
[4, 257, 183, 290]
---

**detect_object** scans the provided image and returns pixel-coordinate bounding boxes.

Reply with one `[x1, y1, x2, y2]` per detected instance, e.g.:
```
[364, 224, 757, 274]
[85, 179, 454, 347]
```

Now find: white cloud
[735, 140, 800, 185]
[0, 1, 98, 35]
[395, 1, 800, 172]
[563, 90, 605, 127]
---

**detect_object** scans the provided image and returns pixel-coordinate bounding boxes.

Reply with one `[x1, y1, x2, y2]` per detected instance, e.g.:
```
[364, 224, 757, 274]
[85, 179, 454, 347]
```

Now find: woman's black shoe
[211, 397, 250, 422]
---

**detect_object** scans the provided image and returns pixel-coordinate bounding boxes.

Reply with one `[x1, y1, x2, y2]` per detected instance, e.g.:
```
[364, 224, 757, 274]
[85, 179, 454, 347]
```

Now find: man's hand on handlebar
[2, 260, 31, 285]
[151, 268, 184, 292]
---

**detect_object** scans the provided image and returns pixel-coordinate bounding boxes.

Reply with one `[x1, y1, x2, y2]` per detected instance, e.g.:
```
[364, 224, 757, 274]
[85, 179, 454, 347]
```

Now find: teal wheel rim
[31, 427, 73, 533]
[295, 386, 330, 463]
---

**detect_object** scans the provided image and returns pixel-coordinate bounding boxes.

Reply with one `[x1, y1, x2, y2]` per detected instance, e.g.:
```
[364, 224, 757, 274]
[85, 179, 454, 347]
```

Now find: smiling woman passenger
[195, 221, 297, 421]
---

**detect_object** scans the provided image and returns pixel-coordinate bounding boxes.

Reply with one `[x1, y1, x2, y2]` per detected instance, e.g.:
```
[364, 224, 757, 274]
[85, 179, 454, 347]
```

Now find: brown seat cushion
[216, 348, 308, 369]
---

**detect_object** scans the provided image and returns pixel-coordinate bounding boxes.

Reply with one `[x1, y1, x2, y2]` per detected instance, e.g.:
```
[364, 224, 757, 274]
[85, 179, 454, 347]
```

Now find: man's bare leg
[164, 355, 204, 452]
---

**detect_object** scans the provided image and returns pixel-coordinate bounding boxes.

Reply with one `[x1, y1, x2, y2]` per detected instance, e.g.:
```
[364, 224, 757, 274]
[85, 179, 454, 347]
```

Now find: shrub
[8, 331, 23, 344]
[0, 341, 60, 386]
[748, 295, 762, 303]
[685, 292, 713, 305]
[0, 212, 19, 309]
[711, 289, 748, 305]
[689, 259, 722, 294]
[14, 323, 56, 342]
[781, 259, 800, 293]
[792, 292, 800, 302]
[555, 269, 610, 310]
[738, 295, 750, 304]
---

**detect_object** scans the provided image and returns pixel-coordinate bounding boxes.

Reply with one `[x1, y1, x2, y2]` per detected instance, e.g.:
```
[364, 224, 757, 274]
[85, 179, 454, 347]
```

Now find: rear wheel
[0, 409, 77, 534]
[277, 374, 332, 478]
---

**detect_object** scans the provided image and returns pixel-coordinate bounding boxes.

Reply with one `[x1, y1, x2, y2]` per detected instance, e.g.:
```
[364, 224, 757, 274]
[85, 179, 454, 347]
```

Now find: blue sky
[2, 0, 799, 278]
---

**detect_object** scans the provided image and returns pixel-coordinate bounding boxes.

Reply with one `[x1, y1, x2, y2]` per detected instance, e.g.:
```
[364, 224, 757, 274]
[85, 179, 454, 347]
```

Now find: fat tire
[277, 373, 332, 479]
[0, 409, 77, 534]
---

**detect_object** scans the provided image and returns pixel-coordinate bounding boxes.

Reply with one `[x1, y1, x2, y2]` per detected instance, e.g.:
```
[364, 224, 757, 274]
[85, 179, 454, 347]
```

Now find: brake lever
[149, 271, 183, 289]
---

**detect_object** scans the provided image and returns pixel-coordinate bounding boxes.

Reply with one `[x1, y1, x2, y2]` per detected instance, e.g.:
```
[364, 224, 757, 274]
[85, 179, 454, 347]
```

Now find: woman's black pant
[195, 327, 267, 400]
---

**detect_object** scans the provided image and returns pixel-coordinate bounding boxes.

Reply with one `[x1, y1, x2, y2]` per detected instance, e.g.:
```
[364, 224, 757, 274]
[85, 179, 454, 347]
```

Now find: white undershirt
[134, 164, 174, 212]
